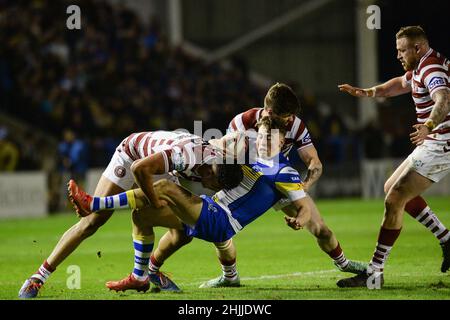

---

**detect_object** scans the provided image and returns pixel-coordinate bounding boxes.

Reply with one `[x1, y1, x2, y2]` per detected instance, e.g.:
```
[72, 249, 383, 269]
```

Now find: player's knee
[306, 219, 329, 238]
[132, 209, 153, 229]
[316, 225, 333, 240]
[384, 190, 404, 214]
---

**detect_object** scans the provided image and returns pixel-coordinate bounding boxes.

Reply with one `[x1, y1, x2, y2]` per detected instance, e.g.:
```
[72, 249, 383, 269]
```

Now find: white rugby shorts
[102, 149, 179, 190]
[408, 139, 450, 182]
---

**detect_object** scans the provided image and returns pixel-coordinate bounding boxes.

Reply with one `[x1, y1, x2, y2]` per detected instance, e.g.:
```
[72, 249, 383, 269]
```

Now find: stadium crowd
[0, 0, 412, 178]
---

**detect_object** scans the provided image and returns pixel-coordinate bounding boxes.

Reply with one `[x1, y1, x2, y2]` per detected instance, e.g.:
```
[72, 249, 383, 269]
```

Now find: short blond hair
[256, 115, 287, 136]
[396, 26, 428, 43]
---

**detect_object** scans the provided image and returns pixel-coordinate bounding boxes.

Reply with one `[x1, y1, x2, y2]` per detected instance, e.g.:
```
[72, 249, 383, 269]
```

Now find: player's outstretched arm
[338, 76, 410, 98]
[338, 84, 373, 97]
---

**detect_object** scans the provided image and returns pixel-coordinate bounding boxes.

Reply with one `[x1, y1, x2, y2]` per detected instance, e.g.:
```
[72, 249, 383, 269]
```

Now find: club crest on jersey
[428, 77, 445, 91]
[172, 151, 186, 171]
[114, 166, 126, 178]
[303, 133, 312, 144]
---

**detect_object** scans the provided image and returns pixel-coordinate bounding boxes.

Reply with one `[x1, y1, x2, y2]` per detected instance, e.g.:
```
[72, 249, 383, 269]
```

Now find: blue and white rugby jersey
[211, 153, 306, 234]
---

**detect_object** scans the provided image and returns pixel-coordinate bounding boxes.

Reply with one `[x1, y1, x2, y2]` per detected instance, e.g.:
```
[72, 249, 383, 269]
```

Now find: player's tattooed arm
[303, 163, 322, 191]
[429, 89, 450, 126]
[410, 89, 450, 146]
[298, 146, 323, 191]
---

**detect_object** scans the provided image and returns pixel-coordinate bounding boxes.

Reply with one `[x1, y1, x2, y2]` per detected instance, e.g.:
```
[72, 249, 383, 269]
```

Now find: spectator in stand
[0, 127, 19, 171]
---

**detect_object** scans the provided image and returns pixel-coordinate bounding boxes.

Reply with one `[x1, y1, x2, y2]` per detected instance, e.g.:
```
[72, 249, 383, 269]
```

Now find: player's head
[215, 163, 243, 190]
[200, 163, 243, 191]
[264, 83, 300, 124]
[208, 131, 248, 163]
[395, 26, 429, 71]
[256, 115, 287, 159]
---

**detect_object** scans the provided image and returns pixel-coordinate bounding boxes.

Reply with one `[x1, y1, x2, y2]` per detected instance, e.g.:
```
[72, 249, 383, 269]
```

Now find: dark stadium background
[0, 0, 449, 214]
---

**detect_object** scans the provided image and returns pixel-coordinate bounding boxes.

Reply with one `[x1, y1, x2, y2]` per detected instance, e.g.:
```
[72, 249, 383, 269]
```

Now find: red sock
[327, 243, 348, 268]
[404, 196, 427, 218]
[149, 254, 162, 273]
[370, 227, 402, 272]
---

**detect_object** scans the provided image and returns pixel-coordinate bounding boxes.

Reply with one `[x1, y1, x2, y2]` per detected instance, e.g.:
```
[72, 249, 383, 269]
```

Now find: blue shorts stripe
[119, 193, 127, 206]
[92, 197, 100, 211]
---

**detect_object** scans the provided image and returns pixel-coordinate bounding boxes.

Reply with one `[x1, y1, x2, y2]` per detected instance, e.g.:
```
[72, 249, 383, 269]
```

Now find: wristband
[365, 87, 377, 97]
[424, 119, 436, 131]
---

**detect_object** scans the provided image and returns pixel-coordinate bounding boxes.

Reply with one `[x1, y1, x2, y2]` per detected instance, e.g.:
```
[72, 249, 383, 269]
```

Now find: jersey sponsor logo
[302, 133, 312, 144]
[428, 76, 445, 91]
[208, 203, 218, 213]
[172, 151, 186, 171]
[444, 141, 450, 153]
[114, 166, 126, 178]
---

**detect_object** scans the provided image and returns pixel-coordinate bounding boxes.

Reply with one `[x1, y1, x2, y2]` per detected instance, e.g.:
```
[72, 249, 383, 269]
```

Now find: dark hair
[264, 82, 300, 116]
[396, 26, 428, 42]
[216, 164, 243, 190]
[256, 115, 287, 136]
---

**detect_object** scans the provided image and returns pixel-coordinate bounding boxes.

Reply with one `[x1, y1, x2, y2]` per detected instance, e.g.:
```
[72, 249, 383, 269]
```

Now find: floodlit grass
[1, 197, 449, 300]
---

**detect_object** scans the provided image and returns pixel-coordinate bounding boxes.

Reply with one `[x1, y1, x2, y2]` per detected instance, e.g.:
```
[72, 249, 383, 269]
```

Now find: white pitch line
[240, 269, 339, 281]
[185, 269, 338, 286]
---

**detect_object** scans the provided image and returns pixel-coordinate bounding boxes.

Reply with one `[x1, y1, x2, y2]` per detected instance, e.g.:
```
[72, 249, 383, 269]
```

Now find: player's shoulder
[419, 50, 447, 70]
[276, 155, 298, 174]
[278, 165, 300, 175]
[229, 107, 262, 130]
[235, 107, 262, 119]
[275, 165, 302, 184]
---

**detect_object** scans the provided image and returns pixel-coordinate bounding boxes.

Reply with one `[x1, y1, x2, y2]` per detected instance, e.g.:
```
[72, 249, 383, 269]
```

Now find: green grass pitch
[1, 197, 449, 300]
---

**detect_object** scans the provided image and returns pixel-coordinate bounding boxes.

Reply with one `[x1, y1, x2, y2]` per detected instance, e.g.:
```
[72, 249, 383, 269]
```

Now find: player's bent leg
[199, 239, 241, 288]
[153, 179, 203, 226]
[148, 229, 189, 292]
[384, 159, 450, 262]
[19, 176, 123, 298]
[383, 158, 410, 194]
[105, 211, 155, 293]
[106, 206, 184, 293]
[337, 169, 433, 289]
[134, 206, 183, 292]
[299, 197, 367, 274]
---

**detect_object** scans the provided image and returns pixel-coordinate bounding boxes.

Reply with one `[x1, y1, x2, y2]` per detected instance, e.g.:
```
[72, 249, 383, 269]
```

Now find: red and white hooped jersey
[227, 107, 313, 156]
[404, 48, 450, 140]
[117, 130, 216, 181]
